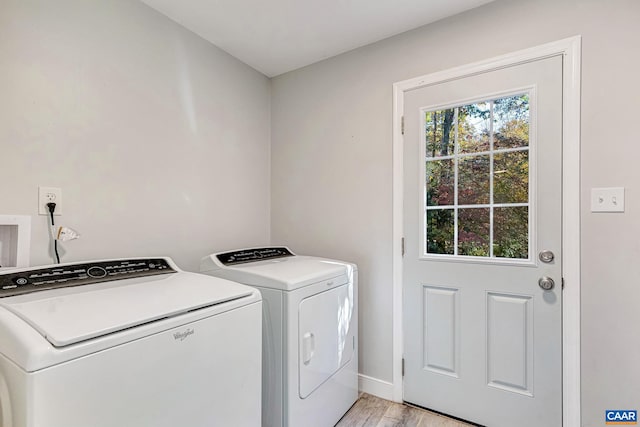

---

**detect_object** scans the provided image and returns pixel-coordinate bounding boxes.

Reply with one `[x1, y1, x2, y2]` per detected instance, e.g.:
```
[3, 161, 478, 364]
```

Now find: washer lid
[202, 255, 353, 291]
[0, 271, 253, 347]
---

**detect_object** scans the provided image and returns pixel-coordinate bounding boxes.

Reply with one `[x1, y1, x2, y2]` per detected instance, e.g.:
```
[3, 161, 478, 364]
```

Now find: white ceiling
[140, 0, 495, 77]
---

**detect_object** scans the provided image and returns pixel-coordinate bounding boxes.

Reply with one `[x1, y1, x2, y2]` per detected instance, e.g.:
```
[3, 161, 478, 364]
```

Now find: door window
[424, 93, 531, 260]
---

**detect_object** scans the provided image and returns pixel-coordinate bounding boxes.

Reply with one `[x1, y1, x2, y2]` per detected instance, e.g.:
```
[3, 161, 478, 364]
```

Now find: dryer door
[298, 282, 355, 398]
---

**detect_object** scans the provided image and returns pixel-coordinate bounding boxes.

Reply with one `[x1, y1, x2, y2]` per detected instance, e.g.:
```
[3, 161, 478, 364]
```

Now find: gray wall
[271, 0, 640, 425]
[0, 0, 271, 271]
[2, 0, 639, 425]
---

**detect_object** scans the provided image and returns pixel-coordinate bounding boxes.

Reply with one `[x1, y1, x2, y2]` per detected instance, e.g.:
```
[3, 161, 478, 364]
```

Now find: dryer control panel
[0, 258, 175, 297]
[217, 247, 294, 265]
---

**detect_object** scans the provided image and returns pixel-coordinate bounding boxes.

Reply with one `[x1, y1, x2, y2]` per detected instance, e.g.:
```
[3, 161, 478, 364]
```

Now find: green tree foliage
[493, 207, 528, 259]
[426, 210, 454, 255]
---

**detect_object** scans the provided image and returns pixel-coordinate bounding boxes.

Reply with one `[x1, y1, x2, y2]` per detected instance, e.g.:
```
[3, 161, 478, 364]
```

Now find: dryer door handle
[302, 332, 315, 365]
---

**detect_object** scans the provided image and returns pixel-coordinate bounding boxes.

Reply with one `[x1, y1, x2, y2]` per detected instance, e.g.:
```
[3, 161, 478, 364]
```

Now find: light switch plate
[591, 187, 625, 212]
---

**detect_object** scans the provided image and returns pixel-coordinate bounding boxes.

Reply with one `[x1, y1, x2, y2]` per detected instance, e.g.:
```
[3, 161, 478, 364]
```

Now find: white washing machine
[0, 257, 262, 427]
[201, 247, 358, 427]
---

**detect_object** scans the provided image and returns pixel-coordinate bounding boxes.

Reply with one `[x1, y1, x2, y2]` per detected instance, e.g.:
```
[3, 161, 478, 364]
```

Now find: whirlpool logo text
[173, 328, 195, 342]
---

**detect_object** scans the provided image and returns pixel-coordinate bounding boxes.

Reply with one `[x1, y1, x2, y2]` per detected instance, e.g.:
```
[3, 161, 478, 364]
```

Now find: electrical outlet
[38, 187, 62, 216]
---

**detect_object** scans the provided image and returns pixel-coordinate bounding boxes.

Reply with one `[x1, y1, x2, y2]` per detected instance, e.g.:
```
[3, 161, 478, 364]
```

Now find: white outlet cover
[591, 187, 624, 213]
[38, 186, 62, 216]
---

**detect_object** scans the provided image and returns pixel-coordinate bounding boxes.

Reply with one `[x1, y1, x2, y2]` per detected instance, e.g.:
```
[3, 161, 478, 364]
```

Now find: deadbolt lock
[539, 250, 555, 263]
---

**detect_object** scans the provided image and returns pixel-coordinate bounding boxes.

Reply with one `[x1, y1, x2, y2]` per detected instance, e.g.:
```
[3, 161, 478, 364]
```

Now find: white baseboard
[358, 374, 396, 401]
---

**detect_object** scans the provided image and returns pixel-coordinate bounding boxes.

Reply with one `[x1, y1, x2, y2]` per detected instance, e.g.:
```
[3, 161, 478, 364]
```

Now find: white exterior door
[402, 55, 563, 427]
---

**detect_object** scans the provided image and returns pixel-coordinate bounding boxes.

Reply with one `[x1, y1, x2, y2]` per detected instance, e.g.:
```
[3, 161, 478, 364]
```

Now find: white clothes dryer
[201, 247, 358, 427]
[0, 257, 262, 427]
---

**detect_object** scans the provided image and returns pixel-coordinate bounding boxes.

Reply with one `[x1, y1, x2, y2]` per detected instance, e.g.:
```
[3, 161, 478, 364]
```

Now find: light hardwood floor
[335, 394, 476, 427]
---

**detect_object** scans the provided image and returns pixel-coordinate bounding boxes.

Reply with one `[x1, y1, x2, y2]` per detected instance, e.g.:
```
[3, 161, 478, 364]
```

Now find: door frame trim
[391, 36, 581, 426]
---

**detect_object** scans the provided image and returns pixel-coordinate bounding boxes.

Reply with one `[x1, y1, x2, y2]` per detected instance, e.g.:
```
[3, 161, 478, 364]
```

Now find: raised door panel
[486, 292, 533, 396]
[423, 286, 460, 377]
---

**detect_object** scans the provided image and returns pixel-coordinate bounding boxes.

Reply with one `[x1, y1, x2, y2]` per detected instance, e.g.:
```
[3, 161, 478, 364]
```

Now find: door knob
[538, 277, 555, 291]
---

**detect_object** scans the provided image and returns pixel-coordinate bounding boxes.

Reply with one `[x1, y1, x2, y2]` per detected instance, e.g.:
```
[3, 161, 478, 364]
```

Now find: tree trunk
[440, 109, 454, 156]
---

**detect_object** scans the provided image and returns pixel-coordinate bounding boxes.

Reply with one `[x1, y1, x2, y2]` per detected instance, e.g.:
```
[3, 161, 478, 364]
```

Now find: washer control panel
[217, 247, 294, 265]
[0, 258, 175, 297]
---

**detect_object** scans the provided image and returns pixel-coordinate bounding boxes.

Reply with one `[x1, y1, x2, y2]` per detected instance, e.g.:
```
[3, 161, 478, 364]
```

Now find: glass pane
[426, 159, 454, 206]
[426, 209, 454, 255]
[493, 150, 528, 204]
[458, 155, 490, 205]
[458, 102, 490, 153]
[493, 207, 529, 259]
[493, 94, 529, 149]
[425, 108, 456, 157]
[458, 208, 490, 256]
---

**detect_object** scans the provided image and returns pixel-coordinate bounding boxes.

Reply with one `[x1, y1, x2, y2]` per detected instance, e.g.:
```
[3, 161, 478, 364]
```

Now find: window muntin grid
[423, 93, 531, 261]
